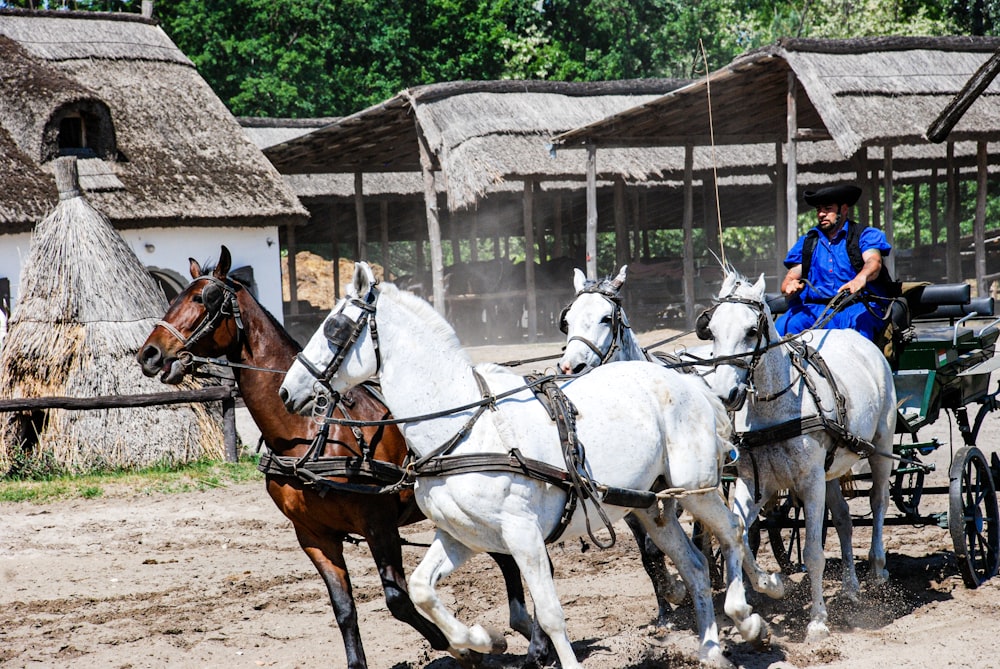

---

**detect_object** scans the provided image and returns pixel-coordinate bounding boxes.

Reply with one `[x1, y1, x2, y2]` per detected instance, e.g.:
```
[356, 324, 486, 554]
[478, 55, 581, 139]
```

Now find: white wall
[0, 226, 285, 324]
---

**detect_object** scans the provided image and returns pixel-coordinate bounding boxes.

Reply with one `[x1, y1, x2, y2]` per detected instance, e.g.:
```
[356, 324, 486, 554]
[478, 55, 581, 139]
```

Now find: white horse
[557, 266, 784, 603]
[279, 262, 769, 668]
[698, 268, 895, 641]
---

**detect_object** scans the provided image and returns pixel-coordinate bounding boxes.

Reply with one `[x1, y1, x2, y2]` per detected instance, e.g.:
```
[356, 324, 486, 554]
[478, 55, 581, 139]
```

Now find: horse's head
[558, 266, 629, 373]
[698, 269, 771, 410]
[279, 261, 379, 415]
[137, 245, 243, 384]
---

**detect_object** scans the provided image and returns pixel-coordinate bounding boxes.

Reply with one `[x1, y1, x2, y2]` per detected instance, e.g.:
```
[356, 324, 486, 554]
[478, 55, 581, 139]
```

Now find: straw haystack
[0, 157, 223, 476]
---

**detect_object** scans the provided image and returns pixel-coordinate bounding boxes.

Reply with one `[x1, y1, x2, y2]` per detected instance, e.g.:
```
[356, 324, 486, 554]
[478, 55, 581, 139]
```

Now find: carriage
[756, 282, 1000, 589]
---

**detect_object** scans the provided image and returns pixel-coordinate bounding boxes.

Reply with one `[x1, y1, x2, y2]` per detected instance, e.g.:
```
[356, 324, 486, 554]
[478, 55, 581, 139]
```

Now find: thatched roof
[0, 9, 306, 234]
[554, 36, 1000, 160]
[262, 79, 691, 210]
[0, 158, 224, 476]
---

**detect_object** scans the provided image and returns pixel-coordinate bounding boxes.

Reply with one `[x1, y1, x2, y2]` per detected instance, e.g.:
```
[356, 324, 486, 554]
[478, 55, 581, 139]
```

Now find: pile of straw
[0, 157, 223, 476]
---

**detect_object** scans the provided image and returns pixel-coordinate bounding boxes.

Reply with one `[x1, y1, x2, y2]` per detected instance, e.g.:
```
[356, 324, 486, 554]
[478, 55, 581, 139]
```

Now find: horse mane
[379, 282, 472, 365]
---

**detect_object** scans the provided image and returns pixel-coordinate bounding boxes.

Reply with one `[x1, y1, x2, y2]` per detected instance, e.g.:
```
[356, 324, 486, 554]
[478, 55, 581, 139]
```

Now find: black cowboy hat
[803, 184, 862, 207]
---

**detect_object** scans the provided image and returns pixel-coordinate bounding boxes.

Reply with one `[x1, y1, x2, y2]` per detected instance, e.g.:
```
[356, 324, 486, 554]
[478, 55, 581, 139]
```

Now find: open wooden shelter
[554, 36, 1000, 326]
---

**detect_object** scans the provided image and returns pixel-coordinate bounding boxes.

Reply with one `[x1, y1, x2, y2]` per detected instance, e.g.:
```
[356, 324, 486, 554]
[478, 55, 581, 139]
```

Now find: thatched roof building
[0, 158, 224, 476]
[554, 36, 1000, 318]
[0, 8, 306, 318]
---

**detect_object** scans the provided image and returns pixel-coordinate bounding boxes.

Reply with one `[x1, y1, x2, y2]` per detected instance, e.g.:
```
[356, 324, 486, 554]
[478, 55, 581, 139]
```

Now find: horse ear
[352, 261, 376, 297]
[753, 273, 766, 295]
[189, 258, 202, 279]
[573, 268, 587, 293]
[611, 265, 627, 290]
[215, 246, 232, 278]
[720, 271, 736, 296]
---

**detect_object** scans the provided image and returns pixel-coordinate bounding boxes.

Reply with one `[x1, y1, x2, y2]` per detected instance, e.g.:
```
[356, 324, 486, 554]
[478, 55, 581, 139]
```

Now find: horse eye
[747, 327, 759, 338]
[600, 315, 613, 325]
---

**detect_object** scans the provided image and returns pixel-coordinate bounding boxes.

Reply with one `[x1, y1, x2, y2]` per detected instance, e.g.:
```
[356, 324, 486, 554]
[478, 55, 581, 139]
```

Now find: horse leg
[362, 526, 452, 652]
[680, 491, 769, 649]
[730, 476, 785, 599]
[499, 516, 581, 669]
[624, 511, 686, 625]
[800, 478, 832, 642]
[867, 445, 892, 583]
[487, 551, 556, 669]
[293, 528, 368, 669]
[408, 531, 502, 655]
[825, 479, 860, 601]
[632, 500, 732, 669]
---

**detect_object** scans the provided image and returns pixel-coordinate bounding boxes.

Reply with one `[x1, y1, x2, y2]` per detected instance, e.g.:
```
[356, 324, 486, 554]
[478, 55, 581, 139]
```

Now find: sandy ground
[3, 330, 1000, 669]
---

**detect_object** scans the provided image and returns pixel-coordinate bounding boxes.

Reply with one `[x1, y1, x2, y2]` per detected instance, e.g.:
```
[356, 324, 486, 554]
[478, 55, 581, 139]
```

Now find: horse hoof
[750, 618, 772, 651]
[738, 613, 770, 649]
[666, 580, 687, 606]
[758, 573, 786, 599]
[805, 620, 830, 643]
[467, 624, 506, 654]
[448, 648, 484, 668]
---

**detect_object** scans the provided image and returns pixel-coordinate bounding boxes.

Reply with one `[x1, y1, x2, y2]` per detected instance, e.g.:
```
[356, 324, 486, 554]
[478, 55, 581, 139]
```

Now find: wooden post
[854, 151, 870, 227]
[553, 194, 564, 258]
[586, 143, 598, 279]
[380, 201, 390, 278]
[683, 144, 696, 331]
[417, 128, 446, 315]
[882, 145, 895, 277]
[614, 177, 627, 269]
[870, 167, 881, 230]
[330, 206, 341, 300]
[222, 380, 237, 463]
[354, 171, 367, 261]
[946, 142, 961, 283]
[785, 72, 799, 255]
[774, 143, 787, 280]
[913, 183, 922, 248]
[469, 210, 479, 263]
[976, 140, 988, 295]
[930, 168, 940, 245]
[285, 223, 299, 316]
[523, 180, 538, 342]
[630, 188, 641, 260]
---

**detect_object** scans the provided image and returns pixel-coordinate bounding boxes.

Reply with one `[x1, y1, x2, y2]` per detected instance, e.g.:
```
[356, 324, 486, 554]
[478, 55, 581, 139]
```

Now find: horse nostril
[278, 387, 289, 404]
[137, 344, 160, 369]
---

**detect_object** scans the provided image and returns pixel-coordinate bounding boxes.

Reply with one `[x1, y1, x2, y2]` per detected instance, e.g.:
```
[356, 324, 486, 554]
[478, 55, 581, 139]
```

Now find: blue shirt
[784, 220, 892, 302]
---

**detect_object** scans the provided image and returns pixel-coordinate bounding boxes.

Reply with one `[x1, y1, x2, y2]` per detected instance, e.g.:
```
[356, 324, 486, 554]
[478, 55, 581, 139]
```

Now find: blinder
[323, 313, 358, 349]
[695, 305, 717, 340]
[558, 306, 570, 334]
[201, 281, 225, 315]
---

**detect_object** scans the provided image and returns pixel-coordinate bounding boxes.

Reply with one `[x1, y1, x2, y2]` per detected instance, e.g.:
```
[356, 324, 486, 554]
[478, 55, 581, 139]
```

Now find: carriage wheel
[949, 446, 1000, 588]
[891, 454, 926, 517]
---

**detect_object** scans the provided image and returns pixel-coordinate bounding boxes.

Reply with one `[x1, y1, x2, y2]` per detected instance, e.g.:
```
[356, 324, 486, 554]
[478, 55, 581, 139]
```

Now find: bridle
[294, 286, 382, 393]
[695, 294, 773, 376]
[156, 275, 245, 352]
[559, 282, 630, 366]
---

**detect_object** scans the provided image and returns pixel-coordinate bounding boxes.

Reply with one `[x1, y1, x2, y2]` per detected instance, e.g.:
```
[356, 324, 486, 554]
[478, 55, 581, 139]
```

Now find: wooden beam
[523, 179, 538, 341]
[882, 146, 895, 277]
[928, 49, 1000, 143]
[614, 177, 628, 269]
[976, 141, 988, 295]
[785, 72, 799, 255]
[912, 183, 922, 248]
[946, 142, 961, 283]
[586, 143, 598, 280]
[380, 201, 390, 277]
[683, 144, 696, 331]
[774, 142, 787, 281]
[285, 223, 299, 316]
[417, 128, 446, 315]
[930, 168, 940, 245]
[354, 171, 367, 260]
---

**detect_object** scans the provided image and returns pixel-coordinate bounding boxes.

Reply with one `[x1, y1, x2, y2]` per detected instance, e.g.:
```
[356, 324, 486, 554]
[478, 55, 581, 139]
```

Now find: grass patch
[0, 457, 263, 504]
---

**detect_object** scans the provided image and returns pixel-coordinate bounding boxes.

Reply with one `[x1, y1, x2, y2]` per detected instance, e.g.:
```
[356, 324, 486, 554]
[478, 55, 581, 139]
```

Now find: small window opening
[58, 116, 85, 151]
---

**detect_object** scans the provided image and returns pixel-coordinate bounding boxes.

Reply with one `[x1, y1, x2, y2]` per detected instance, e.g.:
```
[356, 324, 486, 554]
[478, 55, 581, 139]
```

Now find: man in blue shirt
[775, 183, 892, 341]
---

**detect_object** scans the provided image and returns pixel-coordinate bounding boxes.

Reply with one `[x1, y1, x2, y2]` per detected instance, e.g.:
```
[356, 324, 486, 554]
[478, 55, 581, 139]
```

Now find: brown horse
[136, 246, 549, 669]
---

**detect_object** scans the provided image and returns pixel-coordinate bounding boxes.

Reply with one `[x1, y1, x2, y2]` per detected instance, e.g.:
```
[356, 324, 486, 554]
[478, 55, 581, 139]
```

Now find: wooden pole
[614, 177, 627, 269]
[946, 142, 961, 283]
[854, 151, 870, 227]
[553, 194, 564, 258]
[285, 223, 299, 316]
[417, 129, 446, 315]
[882, 145, 895, 277]
[380, 201, 390, 278]
[785, 73, 799, 255]
[586, 143, 598, 279]
[774, 143, 787, 280]
[523, 180, 538, 342]
[222, 380, 237, 463]
[913, 183, 922, 248]
[870, 167, 881, 230]
[330, 206, 341, 300]
[930, 168, 940, 246]
[975, 140, 988, 295]
[683, 144, 696, 331]
[354, 171, 367, 260]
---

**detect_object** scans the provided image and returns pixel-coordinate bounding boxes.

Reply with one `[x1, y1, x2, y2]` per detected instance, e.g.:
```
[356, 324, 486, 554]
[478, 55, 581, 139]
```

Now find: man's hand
[780, 265, 805, 298]
[838, 276, 867, 294]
